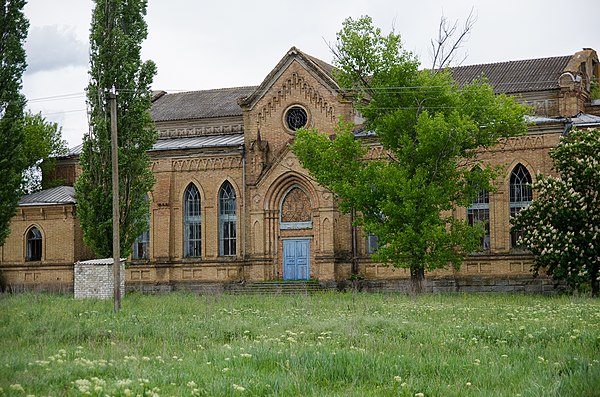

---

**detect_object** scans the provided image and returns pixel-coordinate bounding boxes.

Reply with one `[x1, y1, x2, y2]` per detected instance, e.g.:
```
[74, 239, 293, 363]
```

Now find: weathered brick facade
[2, 47, 599, 293]
[0, 188, 92, 292]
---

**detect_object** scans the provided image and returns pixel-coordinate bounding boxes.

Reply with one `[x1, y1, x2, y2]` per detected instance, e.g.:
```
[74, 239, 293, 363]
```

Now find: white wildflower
[232, 384, 246, 392]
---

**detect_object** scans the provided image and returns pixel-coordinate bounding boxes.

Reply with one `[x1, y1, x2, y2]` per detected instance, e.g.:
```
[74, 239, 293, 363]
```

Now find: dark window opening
[509, 164, 532, 249]
[467, 188, 490, 252]
[26, 227, 42, 261]
[219, 182, 237, 256]
[184, 184, 201, 257]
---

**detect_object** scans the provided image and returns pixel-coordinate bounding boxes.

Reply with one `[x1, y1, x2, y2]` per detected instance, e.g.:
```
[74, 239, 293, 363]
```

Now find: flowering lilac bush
[512, 128, 599, 295]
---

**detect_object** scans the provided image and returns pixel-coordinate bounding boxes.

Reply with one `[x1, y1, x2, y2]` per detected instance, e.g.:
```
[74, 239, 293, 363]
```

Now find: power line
[28, 92, 86, 103]
[25, 77, 574, 104]
[41, 109, 87, 116]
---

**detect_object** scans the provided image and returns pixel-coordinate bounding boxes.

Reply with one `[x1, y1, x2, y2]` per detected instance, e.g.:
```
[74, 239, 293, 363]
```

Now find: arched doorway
[280, 186, 313, 280]
[263, 172, 320, 281]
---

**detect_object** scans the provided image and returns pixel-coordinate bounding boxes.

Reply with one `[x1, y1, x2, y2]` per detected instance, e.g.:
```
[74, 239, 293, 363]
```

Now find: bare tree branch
[430, 8, 477, 72]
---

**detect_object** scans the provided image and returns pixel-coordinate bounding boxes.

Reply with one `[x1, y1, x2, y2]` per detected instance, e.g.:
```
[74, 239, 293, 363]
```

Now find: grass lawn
[0, 292, 598, 396]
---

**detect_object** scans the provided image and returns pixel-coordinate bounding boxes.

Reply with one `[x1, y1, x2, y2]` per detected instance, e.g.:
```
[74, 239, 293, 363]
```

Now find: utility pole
[109, 88, 121, 311]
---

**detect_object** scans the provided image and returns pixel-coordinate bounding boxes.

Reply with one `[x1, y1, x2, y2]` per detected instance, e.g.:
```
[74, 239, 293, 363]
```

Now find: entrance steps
[225, 280, 325, 295]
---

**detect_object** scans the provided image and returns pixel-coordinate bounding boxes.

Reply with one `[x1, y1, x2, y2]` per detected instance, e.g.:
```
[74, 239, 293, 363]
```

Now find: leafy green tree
[292, 16, 529, 292]
[512, 128, 599, 295]
[75, 0, 157, 258]
[0, 0, 28, 246]
[22, 112, 68, 194]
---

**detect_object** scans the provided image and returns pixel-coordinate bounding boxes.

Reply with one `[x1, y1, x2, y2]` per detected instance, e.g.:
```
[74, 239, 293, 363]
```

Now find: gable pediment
[239, 47, 340, 111]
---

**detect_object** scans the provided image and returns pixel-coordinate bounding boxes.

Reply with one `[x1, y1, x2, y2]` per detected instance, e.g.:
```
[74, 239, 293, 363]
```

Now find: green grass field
[0, 292, 598, 396]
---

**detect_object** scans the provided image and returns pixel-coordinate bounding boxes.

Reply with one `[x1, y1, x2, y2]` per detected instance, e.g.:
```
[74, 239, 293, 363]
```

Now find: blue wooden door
[283, 239, 310, 280]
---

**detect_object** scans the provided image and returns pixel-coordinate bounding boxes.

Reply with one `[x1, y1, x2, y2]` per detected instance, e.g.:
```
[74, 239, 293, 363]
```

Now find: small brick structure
[74, 258, 125, 299]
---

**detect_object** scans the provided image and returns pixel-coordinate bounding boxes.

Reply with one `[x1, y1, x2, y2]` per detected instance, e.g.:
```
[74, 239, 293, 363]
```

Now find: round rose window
[285, 106, 308, 130]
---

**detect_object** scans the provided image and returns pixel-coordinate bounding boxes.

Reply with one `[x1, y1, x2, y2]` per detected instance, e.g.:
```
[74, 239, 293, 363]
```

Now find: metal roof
[151, 86, 257, 122]
[66, 134, 244, 157]
[571, 113, 600, 126]
[527, 115, 561, 125]
[150, 134, 244, 151]
[353, 127, 377, 137]
[19, 186, 76, 206]
[67, 144, 83, 156]
[528, 112, 600, 125]
[450, 56, 571, 93]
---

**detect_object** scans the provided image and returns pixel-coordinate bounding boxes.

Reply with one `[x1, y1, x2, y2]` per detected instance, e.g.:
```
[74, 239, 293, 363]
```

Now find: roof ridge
[158, 86, 259, 96]
[452, 55, 572, 70]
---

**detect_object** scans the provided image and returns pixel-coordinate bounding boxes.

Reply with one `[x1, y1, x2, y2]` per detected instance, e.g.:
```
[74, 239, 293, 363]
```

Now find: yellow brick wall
[0, 204, 84, 289]
[148, 150, 245, 262]
[243, 59, 354, 160]
[475, 131, 561, 254]
[4, 51, 594, 291]
[237, 58, 356, 281]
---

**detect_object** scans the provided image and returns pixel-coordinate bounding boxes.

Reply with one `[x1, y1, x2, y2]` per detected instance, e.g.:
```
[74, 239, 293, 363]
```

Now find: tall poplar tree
[0, 0, 28, 246]
[75, 0, 157, 258]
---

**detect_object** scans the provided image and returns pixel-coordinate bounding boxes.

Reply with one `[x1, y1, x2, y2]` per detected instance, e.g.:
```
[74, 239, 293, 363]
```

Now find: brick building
[1, 47, 599, 293]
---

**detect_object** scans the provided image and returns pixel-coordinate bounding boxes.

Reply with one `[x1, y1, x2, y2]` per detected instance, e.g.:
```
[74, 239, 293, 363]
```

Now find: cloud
[25, 25, 88, 74]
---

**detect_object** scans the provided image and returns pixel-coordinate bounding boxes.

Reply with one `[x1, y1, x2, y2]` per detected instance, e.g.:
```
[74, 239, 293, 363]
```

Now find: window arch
[509, 164, 532, 248]
[280, 186, 312, 229]
[26, 226, 42, 261]
[219, 181, 236, 256]
[184, 184, 201, 257]
[132, 195, 150, 260]
[467, 174, 490, 252]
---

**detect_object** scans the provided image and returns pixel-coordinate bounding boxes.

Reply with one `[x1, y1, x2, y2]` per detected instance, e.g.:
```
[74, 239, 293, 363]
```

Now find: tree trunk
[410, 267, 425, 295]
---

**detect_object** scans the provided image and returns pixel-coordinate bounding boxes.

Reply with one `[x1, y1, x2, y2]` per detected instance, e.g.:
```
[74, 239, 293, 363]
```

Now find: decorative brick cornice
[256, 72, 336, 128]
[496, 135, 545, 151]
[171, 156, 243, 172]
[157, 123, 244, 139]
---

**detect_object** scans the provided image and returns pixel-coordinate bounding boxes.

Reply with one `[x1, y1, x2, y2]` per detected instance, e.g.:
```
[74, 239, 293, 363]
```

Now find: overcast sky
[22, 0, 600, 148]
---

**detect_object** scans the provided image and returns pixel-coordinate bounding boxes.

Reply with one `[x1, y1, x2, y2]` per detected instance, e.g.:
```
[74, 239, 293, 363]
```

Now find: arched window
[509, 164, 532, 248]
[219, 181, 236, 256]
[26, 226, 42, 261]
[184, 184, 201, 257]
[132, 195, 150, 260]
[467, 187, 490, 252]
